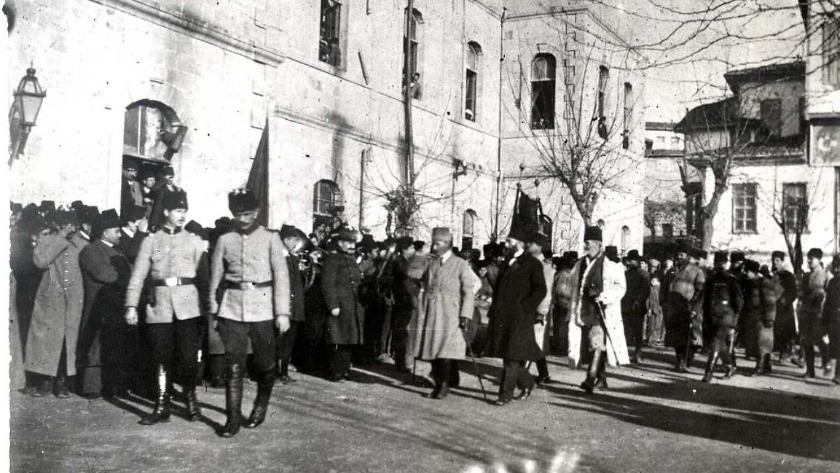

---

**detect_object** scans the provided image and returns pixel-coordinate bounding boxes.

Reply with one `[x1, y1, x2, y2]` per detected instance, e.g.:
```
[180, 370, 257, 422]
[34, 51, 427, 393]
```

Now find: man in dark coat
[121, 161, 143, 217]
[702, 252, 743, 382]
[485, 226, 547, 405]
[77, 209, 134, 398]
[622, 250, 650, 363]
[771, 251, 798, 363]
[148, 166, 184, 231]
[321, 227, 365, 382]
[117, 205, 148, 264]
[662, 242, 705, 372]
[822, 256, 840, 385]
[391, 236, 420, 373]
[277, 224, 309, 383]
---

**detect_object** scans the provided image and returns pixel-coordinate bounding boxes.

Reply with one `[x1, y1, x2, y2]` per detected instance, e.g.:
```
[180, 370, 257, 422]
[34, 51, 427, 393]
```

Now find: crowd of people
[8, 168, 840, 437]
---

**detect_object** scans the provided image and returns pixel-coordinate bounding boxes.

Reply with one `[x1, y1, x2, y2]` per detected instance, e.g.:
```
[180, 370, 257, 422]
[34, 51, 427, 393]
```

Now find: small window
[782, 183, 808, 231]
[824, 19, 840, 88]
[403, 8, 423, 99]
[623, 82, 633, 149]
[662, 223, 674, 238]
[621, 225, 630, 250]
[314, 180, 343, 217]
[462, 209, 477, 251]
[319, 0, 342, 67]
[465, 42, 482, 122]
[671, 136, 681, 147]
[597, 66, 609, 139]
[531, 54, 556, 130]
[732, 183, 758, 233]
[760, 99, 782, 136]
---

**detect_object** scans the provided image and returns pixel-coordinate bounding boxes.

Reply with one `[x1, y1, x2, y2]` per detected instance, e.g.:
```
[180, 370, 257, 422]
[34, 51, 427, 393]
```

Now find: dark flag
[246, 120, 269, 226]
[511, 187, 540, 240]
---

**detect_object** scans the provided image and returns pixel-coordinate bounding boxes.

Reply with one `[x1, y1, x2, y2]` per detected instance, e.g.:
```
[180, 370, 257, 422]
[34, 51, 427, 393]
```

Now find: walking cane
[466, 345, 488, 401]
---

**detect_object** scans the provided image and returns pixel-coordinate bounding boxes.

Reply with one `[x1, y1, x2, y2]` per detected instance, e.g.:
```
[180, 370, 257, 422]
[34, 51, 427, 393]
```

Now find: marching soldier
[702, 252, 743, 382]
[124, 190, 205, 425]
[663, 242, 705, 372]
[209, 189, 292, 437]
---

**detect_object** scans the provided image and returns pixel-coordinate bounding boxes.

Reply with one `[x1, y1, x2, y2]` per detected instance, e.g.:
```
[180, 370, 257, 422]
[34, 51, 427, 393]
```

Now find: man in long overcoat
[485, 227, 546, 405]
[414, 228, 476, 400]
[321, 227, 365, 382]
[530, 234, 555, 385]
[701, 252, 743, 382]
[622, 250, 650, 363]
[25, 209, 88, 398]
[77, 209, 134, 398]
[567, 226, 628, 394]
[662, 242, 706, 372]
[391, 236, 420, 373]
[771, 251, 798, 363]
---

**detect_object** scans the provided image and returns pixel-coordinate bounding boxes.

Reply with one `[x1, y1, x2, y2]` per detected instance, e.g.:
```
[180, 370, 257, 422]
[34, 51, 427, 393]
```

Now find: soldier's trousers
[391, 308, 413, 369]
[218, 319, 276, 373]
[146, 318, 202, 387]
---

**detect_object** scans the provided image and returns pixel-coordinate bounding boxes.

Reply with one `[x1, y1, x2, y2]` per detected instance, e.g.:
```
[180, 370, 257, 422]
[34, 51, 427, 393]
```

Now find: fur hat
[162, 191, 188, 211]
[625, 249, 641, 261]
[228, 189, 258, 214]
[807, 248, 823, 260]
[583, 226, 602, 242]
[396, 236, 414, 251]
[771, 250, 786, 260]
[94, 209, 122, 233]
[714, 251, 729, 263]
[730, 251, 745, 263]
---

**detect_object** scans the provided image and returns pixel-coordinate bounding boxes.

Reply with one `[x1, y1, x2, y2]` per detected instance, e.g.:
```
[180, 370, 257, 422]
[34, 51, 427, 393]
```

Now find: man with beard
[622, 250, 650, 364]
[321, 227, 365, 382]
[208, 189, 291, 437]
[125, 190, 204, 426]
[663, 242, 706, 373]
[567, 226, 628, 394]
[77, 209, 134, 398]
[485, 224, 546, 405]
[701, 252, 743, 382]
[771, 251, 799, 364]
[277, 224, 309, 383]
[414, 228, 476, 399]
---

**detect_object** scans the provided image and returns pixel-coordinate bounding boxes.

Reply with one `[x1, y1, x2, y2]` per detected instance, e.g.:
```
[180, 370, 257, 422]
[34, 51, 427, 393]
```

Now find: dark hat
[161, 165, 175, 177]
[564, 251, 579, 261]
[583, 226, 602, 242]
[413, 240, 426, 251]
[140, 167, 157, 180]
[22, 203, 39, 219]
[279, 224, 299, 240]
[25, 216, 49, 235]
[70, 200, 84, 211]
[55, 209, 79, 226]
[690, 248, 706, 259]
[40, 200, 56, 213]
[184, 220, 203, 235]
[356, 233, 375, 252]
[677, 240, 693, 255]
[123, 161, 139, 170]
[432, 227, 452, 241]
[807, 248, 823, 260]
[123, 205, 146, 223]
[771, 250, 786, 260]
[744, 259, 761, 273]
[162, 190, 188, 211]
[531, 233, 550, 250]
[336, 226, 358, 242]
[605, 246, 619, 262]
[714, 251, 729, 263]
[625, 249, 641, 261]
[396, 236, 414, 251]
[10, 202, 22, 213]
[730, 251, 745, 263]
[75, 206, 99, 225]
[94, 209, 122, 232]
[228, 189, 258, 214]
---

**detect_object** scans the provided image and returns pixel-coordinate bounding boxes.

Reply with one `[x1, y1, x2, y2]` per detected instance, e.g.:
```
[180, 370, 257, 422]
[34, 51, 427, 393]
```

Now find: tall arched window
[404, 8, 423, 99]
[313, 179, 343, 230]
[623, 82, 633, 149]
[621, 225, 630, 252]
[465, 42, 482, 122]
[531, 54, 556, 130]
[462, 209, 477, 251]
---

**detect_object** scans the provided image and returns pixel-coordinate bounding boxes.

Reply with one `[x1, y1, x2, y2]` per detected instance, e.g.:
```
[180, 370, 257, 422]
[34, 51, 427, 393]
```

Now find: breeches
[218, 318, 276, 373]
[146, 318, 202, 386]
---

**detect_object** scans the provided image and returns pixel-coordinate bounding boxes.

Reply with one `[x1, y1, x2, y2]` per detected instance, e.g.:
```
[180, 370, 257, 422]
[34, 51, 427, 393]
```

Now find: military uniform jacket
[702, 269, 743, 328]
[126, 227, 205, 324]
[208, 226, 291, 323]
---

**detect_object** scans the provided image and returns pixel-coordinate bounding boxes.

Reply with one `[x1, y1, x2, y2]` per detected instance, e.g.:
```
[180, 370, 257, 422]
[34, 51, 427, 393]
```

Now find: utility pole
[403, 0, 415, 190]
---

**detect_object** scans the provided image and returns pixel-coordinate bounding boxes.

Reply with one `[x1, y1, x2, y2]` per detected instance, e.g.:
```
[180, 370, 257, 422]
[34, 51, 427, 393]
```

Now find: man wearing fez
[662, 242, 706, 373]
[622, 250, 650, 364]
[391, 236, 420, 373]
[277, 224, 309, 383]
[799, 248, 829, 378]
[701, 252, 743, 382]
[77, 209, 134, 398]
[117, 205, 149, 264]
[771, 250, 799, 365]
[25, 209, 88, 398]
[567, 226, 628, 394]
[321, 227, 365, 382]
[125, 190, 205, 426]
[415, 228, 476, 399]
[209, 189, 292, 437]
[528, 234, 555, 385]
[485, 224, 546, 405]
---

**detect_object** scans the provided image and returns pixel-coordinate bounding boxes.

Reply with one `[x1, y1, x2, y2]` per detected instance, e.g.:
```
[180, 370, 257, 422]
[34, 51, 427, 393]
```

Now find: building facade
[643, 122, 690, 240]
[5, 0, 645, 251]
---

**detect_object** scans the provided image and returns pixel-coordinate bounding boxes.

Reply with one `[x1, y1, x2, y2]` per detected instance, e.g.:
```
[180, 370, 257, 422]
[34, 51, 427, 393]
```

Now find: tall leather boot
[140, 365, 171, 425]
[802, 344, 816, 378]
[219, 364, 244, 438]
[582, 350, 604, 394]
[593, 353, 608, 390]
[244, 370, 275, 429]
[433, 360, 451, 400]
[702, 351, 719, 383]
[183, 384, 201, 422]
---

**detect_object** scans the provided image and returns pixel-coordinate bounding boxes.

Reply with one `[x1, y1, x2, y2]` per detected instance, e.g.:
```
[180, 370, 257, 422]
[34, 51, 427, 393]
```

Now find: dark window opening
[531, 54, 556, 130]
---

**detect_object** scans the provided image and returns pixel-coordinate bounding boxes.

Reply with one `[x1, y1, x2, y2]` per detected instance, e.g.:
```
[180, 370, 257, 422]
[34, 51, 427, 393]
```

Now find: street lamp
[14, 67, 47, 127]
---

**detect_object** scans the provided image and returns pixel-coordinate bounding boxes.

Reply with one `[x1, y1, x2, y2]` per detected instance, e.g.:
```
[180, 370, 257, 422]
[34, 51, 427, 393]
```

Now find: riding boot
[140, 365, 171, 425]
[244, 370, 275, 428]
[433, 360, 451, 399]
[583, 350, 604, 394]
[702, 351, 719, 383]
[802, 344, 816, 378]
[594, 352, 609, 390]
[219, 364, 244, 438]
[183, 384, 201, 422]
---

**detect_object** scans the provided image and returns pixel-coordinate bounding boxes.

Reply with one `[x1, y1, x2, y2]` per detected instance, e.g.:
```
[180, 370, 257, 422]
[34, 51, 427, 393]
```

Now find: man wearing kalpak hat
[798, 248, 829, 379]
[77, 209, 134, 398]
[125, 189, 205, 426]
[208, 189, 292, 437]
[662, 241, 706, 373]
[566, 225, 628, 394]
[700, 251, 744, 382]
[414, 227, 476, 400]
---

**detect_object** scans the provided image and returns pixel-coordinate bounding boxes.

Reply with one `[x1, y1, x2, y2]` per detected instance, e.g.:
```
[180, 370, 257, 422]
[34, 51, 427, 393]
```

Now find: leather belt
[153, 277, 195, 287]
[224, 281, 272, 291]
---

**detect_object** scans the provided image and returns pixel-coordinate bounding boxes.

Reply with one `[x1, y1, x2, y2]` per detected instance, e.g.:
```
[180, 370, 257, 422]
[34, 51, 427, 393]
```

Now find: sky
[589, 0, 808, 123]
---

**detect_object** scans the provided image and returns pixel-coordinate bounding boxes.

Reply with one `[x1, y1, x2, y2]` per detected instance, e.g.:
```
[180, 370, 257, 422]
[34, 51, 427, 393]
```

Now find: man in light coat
[567, 225, 628, 394]
[415, 227, 476, 400]
[25, 209, 88, 398]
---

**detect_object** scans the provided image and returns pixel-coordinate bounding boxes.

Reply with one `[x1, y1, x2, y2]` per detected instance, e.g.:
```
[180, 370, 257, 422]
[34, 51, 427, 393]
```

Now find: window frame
[731, 183, 758, 234]
[623, 82, 633, 149]
[782, 182, 808, 232]
[530, 53, 557, 130]
[403, 8, 424, 99]
[464, 42, 482, 122]
[319, 0, 343, 68]
[313, 180, 343, 217]
[823, 18, 840, 89]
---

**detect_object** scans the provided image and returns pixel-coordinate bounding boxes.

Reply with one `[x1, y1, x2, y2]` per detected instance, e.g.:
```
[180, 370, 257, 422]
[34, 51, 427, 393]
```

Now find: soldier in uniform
[702, 252, 744, 382]
[663, 242, 706, 372]
[208, 189, 292, 437]
[124, 190, 205, 425]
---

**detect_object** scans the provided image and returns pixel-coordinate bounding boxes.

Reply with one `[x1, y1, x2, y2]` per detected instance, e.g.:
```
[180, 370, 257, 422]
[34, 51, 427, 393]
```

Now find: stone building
[5, 0, 645, 251]
[643, 122, 690, 241]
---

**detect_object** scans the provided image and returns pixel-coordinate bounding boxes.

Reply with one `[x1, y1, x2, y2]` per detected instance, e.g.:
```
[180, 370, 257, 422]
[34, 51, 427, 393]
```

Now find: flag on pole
[246, 120, 269, 227]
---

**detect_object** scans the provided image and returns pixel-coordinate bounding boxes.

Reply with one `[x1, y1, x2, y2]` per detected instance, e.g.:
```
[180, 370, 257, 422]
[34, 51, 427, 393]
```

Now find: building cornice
[88, 0, 285, 67]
